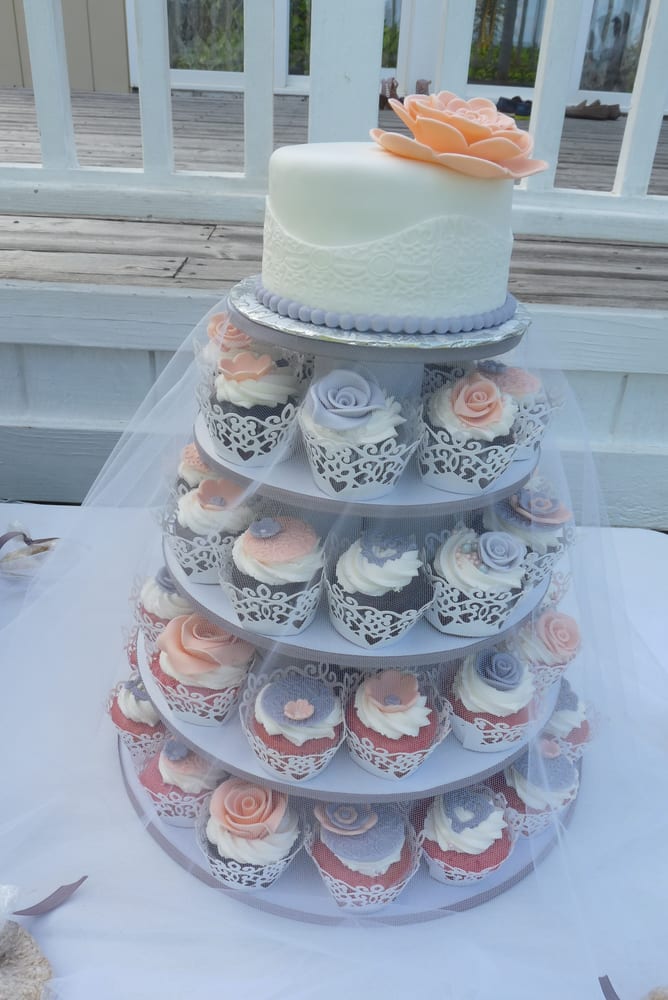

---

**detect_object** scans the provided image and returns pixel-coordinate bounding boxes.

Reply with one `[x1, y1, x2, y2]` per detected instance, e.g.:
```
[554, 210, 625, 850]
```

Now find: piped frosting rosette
[306, 802, 420, 911]
[425, 526, 527, 636]
[107, 677, 166, 770]
[418, 373, 518, 495]
[150, 613, 256, 726]
[477, 359, 552, 460]
[345, 670, 450, 779]
[139, 738, 225, 827]
[448, 648, 538, 751]
[136, 565, 194, 656]
[298, 368, 421, 499]
[420, 784, 516, 884]
[220, 516, 324, 636]
[164, 478, 255, 584]
[197, 350, 301, 467]
[499, 737, 580, 837]
[542, 678, 591, 761]
[239, 664, 349, 782]
[325, 530, 434, 648]
[197, 778, 301, 891]
[483, 482, 575, 585]
[508, 608, 581, 693]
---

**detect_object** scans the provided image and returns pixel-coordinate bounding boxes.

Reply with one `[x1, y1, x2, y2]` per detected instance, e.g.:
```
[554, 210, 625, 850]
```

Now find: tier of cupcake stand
[115, 293, 581, 924]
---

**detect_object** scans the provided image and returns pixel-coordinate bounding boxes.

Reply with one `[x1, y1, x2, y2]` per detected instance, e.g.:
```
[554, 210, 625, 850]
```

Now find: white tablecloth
[2, 503, 667, 1000]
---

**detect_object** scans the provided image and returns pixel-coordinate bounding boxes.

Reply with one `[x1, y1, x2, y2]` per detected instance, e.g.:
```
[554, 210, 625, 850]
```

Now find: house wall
[0, 0, 130, 92]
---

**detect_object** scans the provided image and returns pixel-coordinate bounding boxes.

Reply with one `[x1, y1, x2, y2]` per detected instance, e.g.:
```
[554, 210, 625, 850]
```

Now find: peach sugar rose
[451, 374, 506, 429]
[371, 91, 547, 180]
[209, 778, 287, 840]
[536, 611, 580, 661]
[207, 313, 253, 352]
[157, 613, 254, 680]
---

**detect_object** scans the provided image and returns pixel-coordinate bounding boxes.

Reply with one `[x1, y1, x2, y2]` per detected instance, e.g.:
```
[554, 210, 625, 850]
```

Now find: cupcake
[167, 478, 254, 583]
[299, 368, 418, 499]
[345, 670, 443, 778]
[509, 608, 581, 692]
[139, 738, 223, 826]
[425, 526, 527, 636]
[308, 802, 418, 910]
[483, 482, 575, 585]
[543, 678, 590, 759]
[449, 648, 537, 751]
[201, 350, 300, 466]
[201, 312, 254, 370]
[501, 737, 580, 836]
[421, 361, 474, 396]
[222, 516, 324, 635]
[418, 372, 518, 494]
[421, 784, 514, 883]
[136, 565, 194, 656]
[108, 677, 166, 768]
[151, 613, 255, 725]
[198, 778, 301, 891]
[175, 443, 216, 493]
[326, 530, 432, 648]
[477, 360, 551, 459]
[244, 672, 344, 781]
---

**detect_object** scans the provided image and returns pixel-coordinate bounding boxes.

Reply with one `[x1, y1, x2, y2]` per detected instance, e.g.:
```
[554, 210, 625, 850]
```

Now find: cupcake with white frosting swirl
[449, 647, 537, 751]
[542, 678, 590, 759]
[509, 608, 581, 692]
[426, 525, 527, 637]
[345, 670, 445, 779]
[107, 677, 166, 769]
[499, 737, 580, 835]
[419, 372, 518, 495]
[139, 738, 224, 827]
[477, 359, 552, 459]
[326, 530, 432, 648]
[175, 443, 216, 493]
[421, 784, 514, 882]
[136, 565, 194, 655]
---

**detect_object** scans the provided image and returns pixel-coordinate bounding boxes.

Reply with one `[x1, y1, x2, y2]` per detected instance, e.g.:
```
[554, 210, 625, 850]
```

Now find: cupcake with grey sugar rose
[298, 367, 419, 498]
[326, 529, 432, 648]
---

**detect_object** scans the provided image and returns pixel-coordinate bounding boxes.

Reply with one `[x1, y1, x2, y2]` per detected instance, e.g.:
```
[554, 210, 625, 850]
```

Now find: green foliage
[382, 23, 400, 68]
[468, 42, 539, 85]
[168, 0, 244, 72]
[289, 0, 311, 76]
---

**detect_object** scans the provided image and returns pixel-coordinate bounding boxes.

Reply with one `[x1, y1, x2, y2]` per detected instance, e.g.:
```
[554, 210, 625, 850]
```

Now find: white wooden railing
[0, 0, 666, 241]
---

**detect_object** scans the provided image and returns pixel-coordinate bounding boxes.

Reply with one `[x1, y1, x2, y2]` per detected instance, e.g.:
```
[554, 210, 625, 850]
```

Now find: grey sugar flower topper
[442, 785, 496, 832]
[360, 529, 417, 567]
[477, 359, 507, 375]
[318, 804, 405, 862]
[156, 565, 178, 593]
[475, 649, 523, 691]
[555, 677, 579, 712]
[513, 746, 578, 790]
[249, 517, 282, 539]
[123, 677, 152, 702]
[307, 369, 386, 430]
[262, 675, 336, 726]
[478, 531, 526, 571]
[163, 738, 191, 762]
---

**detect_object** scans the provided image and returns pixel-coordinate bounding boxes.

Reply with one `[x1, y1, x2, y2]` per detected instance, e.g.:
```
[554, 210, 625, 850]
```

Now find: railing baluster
[432, 0, 476, 96]
[134, 0, 174, 177]
[244, 0, 275, 185]
[273, 0, 290, 90]
[614, 0, 668, 198]
[22, 0, 77, 170]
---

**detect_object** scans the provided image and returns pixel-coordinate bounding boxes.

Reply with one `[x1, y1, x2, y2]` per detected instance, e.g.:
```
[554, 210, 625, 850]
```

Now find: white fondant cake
[260, 141, 514, 325]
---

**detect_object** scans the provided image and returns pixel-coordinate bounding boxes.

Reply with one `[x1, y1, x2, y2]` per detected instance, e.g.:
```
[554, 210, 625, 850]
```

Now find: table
[2, 503, 667, 1000]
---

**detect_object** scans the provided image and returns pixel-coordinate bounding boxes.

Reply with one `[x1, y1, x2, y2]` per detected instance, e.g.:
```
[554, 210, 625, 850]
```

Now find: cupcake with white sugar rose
[498, 737, 580, 836]
[449, 647, 537, 751]
[421, 784, 514, 883]
[345, 669, 446, 779]
[175, 442, 217, 494]
[107, 677, 166, 769]
[509, 607, 581, 692]
[198, 778, 301, 890]
[243, 671, 344, 781]
[139, 738, 224, 827]
[542, 678, 591, 759]
[200, 350, 301, 466]
[151, 613, 255, 725]
[135, 565, 194, 656]
[326, 529, 432, 648]
[298, 368, 419, 498]
[222, 516, 324, 635]
[308, 801, 418, 910]
[419, 371, 518, 494]
[425, 525, 527, 636]
[477, 359, 552, 459]
[483, 481, 575, 584]
[167, 477, 254, 583]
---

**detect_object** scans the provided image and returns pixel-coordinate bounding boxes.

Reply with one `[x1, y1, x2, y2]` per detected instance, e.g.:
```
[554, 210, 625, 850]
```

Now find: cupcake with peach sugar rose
[419, 370, 518, 494]
[508, 607, 581, 693]
[477, 359, 554, 459]
[198, 310, 254, 372]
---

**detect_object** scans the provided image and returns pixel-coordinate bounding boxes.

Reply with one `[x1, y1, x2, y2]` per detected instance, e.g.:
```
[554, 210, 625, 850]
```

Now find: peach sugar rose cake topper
[371, 90, 547, 180]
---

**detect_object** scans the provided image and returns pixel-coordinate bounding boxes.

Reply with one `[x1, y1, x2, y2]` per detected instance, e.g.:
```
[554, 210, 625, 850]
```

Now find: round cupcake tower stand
[117, 280, 579, 923]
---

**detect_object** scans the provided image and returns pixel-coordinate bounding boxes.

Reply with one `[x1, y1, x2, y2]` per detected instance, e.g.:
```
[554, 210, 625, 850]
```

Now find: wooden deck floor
[0, 89, 666, 308]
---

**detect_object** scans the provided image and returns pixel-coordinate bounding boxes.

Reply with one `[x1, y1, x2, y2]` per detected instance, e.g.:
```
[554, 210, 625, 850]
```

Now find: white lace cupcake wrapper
[523, 542, 569, 587]
[219, 552, 323, 637]
[424, 572, 522, 637]
[417, 419, 517, 495]
[421, 364, 474, 395]
[325, 576, 433, 649]
[150, 662, 243, 726]
[197, 382, 299, 468]
[512, 394, 552, 458]
[420, 799, 517, 883]
[505, 790, 577, 838]
[143, 787, 210, 827]
[116, 727, 166, 771]
[345, 696, 451, 780]
[448, 700, 537, 752]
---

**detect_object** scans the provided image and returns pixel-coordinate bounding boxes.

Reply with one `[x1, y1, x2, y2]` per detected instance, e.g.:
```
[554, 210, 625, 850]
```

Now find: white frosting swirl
[452, 653, 534, 717]
[116, 685, 161, 727]
[176, 490, 252, 537]
[335, 539, 421, 597]
[336, 843, 403, 877]
[177, 458, 210, 488]
[214, 368, 298, 409]
[428, 386, 516, 442]
[505, 765, 578, 811]
[483, 506, 567, 555]
[544, 698, 587, 739]
[232, 534, 323, 585]
[354, 684, 432, 739]
[433, 527, 524, 594]
[423, 795, 506, 855]
[254, 685, 342, 746]
[206, 810, 299, 864]
[157, 755, 220, 794]
[300, 398, 404, 446]
[139, 577, 192, 620]
[159, 650, 249, 690]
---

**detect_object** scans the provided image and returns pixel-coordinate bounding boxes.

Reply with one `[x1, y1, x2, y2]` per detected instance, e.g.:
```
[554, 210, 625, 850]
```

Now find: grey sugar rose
[475, 649, 523, 691]
[478, 531, 526, 571]
[307, 369, 386, 430]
